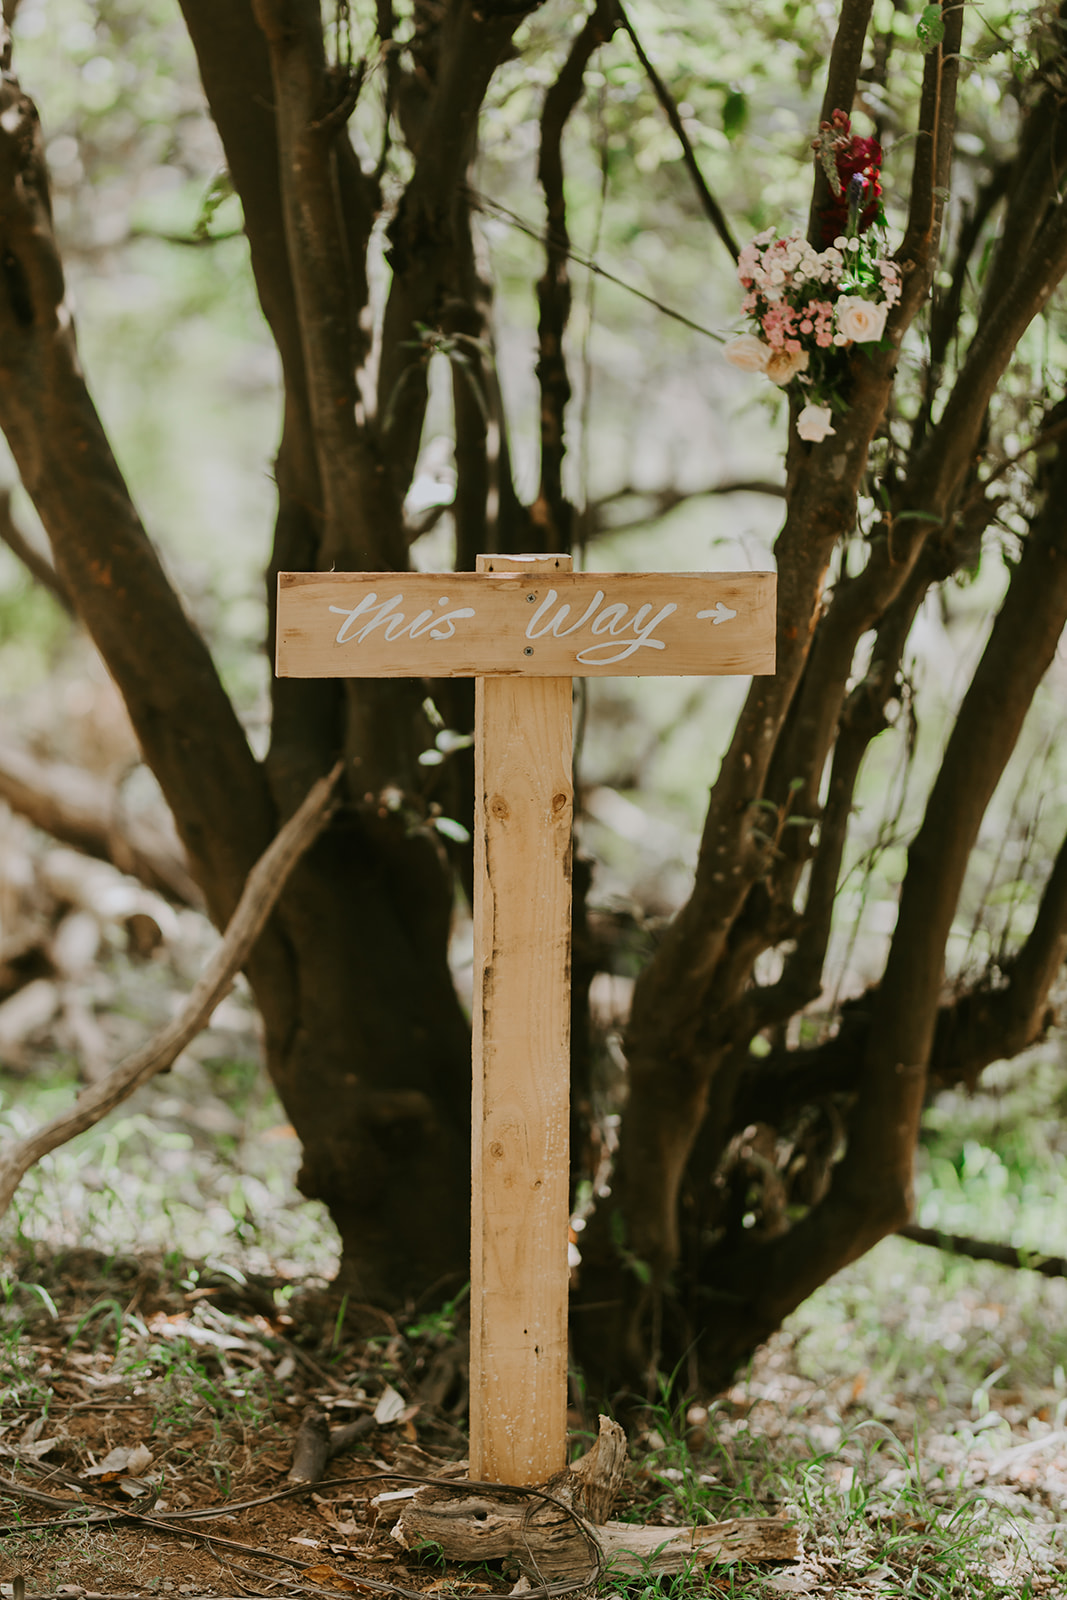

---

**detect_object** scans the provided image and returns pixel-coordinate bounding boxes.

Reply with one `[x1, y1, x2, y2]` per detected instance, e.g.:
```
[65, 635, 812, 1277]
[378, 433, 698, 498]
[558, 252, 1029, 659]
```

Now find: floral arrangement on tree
[724, 111, 900, 443]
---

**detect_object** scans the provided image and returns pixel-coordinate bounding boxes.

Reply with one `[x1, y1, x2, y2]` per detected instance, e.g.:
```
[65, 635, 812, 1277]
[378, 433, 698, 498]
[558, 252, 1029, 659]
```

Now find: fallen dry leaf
[302, 1563, 360, 1592]
[374, 1384, 406, 1425]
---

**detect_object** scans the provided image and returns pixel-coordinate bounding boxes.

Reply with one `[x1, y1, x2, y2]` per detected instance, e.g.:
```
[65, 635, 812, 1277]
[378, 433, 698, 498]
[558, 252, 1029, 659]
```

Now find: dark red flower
[814, 114, 883, 244]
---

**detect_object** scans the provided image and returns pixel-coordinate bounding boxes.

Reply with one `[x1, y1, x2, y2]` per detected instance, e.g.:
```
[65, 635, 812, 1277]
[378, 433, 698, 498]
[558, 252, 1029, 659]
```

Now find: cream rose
[834, 295, 889, 343]
[723, 333, 771, 373]
[765, 347, 810, 386]
[796, 403, 836, 443]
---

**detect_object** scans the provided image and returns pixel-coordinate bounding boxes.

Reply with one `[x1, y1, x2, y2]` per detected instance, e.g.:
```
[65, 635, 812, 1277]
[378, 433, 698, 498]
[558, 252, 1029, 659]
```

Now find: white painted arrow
[697, 601, 738, 625]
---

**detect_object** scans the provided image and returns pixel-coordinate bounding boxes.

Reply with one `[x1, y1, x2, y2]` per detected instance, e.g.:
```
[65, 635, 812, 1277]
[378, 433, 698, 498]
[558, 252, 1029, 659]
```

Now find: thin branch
[977, 42, 1067, 326]
[614, 0, 738, 262]
[911, 161, 1011, 452]
[909, 193, 1067, 532]
[534, 0, 617, 546]
[0, 486, 74, 613]
[927, 822, 1067, 1088]
[899, 1224, 1067, 1280]
[0, 762, 341, 1220]
[896, 1, 962, 276]
[127, 226, 244, 247]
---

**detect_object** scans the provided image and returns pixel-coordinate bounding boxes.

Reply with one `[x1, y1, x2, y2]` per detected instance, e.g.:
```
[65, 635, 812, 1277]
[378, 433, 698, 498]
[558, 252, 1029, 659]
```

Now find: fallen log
[393, 1415, 800, 1580]
[0, 739, 200, 907]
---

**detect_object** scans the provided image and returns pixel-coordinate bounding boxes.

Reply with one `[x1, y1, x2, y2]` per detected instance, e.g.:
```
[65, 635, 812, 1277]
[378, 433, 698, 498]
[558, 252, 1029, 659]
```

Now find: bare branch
[615, 1, 738, 262]
[0, 486, 73, 613]
[909, 194, 1067, 523]
[899, 1225, 1067, 1280]
[927, 823, 1067, 1088]
[911, 162, 1012, 452]
[896, 1, 963, 290]
[0, 763, 341, 1220]
[379, 1, 541, 502]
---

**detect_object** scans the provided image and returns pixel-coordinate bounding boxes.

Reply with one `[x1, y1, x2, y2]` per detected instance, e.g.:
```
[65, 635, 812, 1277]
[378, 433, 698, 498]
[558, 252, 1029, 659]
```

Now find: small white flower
[835, 295, 889, 343]
[723, 333, 771, 373]
[797, 403, 836, 443]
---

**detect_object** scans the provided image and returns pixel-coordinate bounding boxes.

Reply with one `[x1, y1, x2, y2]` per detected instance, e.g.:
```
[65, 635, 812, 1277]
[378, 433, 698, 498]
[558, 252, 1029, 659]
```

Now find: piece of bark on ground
[288, 1403, 377, 1483]
[395, 1414, 800, 1578]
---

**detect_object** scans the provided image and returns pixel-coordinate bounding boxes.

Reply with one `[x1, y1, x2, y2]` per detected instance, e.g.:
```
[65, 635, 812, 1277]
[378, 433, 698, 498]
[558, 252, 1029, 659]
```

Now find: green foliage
[917, 5, 946, 54]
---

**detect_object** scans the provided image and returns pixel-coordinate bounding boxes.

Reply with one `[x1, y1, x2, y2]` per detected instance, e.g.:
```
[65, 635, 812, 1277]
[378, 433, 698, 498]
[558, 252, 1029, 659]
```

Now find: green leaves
[721, 87, 747, 141]
[193, 170, 235, 241]
[917, 4, 945, 54]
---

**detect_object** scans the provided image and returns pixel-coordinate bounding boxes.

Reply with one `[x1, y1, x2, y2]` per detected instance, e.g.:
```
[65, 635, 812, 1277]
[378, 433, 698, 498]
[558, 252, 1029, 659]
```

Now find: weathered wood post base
[394, 1414, 802, 1579]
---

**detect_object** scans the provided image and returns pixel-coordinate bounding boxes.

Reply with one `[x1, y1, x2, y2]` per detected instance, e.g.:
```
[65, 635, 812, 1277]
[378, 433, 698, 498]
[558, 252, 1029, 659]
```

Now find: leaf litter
[0, 1247, 1060, 1597]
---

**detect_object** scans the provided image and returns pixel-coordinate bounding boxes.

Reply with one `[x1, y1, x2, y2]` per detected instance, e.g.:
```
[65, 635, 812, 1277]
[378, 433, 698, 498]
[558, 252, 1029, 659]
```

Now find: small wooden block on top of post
[276, 554, 776, 1488]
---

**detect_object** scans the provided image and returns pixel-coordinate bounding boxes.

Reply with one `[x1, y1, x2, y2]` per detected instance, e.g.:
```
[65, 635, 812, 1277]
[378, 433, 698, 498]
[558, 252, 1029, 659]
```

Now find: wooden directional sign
[276, 555, 776, 1487]
[277, 567, 775, 678]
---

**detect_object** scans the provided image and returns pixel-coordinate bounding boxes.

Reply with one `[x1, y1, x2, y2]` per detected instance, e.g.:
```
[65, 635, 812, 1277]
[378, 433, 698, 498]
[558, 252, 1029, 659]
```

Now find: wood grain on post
[469, 553, 573, 1486]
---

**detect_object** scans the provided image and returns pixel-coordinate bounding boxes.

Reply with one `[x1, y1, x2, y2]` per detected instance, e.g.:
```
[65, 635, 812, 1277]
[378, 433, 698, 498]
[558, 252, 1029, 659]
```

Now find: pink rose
[765, 348, 810, 386]
[723, 334, 771, 373]
[835, 295, 889, 343]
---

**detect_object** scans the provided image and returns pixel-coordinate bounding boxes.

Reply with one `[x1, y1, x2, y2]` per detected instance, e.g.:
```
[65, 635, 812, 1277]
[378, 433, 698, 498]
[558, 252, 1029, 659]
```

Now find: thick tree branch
[0, 764, 340, 1220]
[379, 0, 541, 503]
[176, 0, 340, 817]
[719, 428, 1067, 1353]
[0, 51, 279, 943]
[909, 195, 1067, 520]
[251, 0, 399, 571]
[534, 0, 618, 547]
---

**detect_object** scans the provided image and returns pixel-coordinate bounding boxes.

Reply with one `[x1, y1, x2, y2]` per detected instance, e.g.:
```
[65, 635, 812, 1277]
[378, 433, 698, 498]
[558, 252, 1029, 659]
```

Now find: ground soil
[0, 1245, 1065, 1599]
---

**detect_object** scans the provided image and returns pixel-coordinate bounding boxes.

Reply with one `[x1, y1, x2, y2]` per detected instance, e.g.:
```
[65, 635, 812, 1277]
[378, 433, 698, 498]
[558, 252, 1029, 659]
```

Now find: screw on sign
[276, 552, 776, 1486]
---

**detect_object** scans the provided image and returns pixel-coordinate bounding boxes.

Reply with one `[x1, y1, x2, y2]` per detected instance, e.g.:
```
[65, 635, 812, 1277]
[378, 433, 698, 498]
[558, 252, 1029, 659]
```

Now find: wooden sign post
[277, 554, 775, 1487]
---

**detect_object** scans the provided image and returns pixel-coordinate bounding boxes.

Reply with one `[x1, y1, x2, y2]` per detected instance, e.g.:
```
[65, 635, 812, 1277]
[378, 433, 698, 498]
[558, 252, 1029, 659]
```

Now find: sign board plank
[277, 569, 775, 678]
